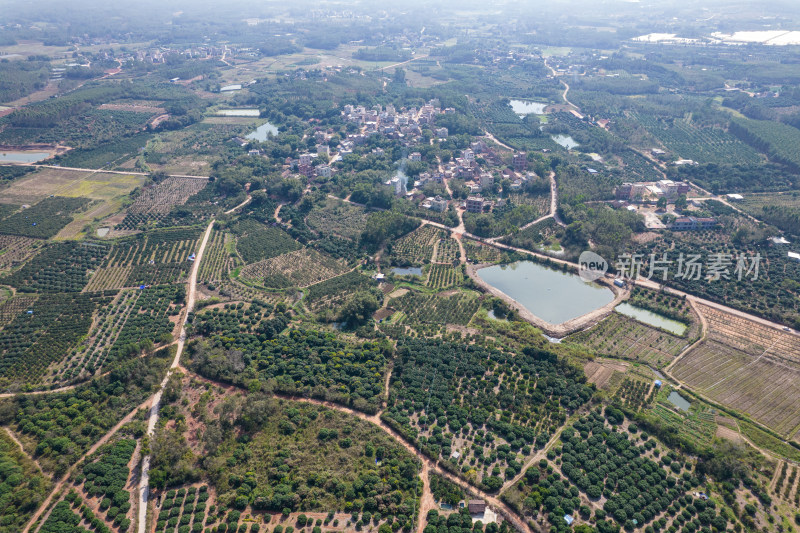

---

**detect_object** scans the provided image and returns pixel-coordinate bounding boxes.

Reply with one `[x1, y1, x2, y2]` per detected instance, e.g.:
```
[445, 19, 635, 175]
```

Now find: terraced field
[671, 304, 800, 437]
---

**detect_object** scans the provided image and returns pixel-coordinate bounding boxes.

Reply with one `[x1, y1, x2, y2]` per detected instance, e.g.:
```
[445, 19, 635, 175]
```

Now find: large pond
[552, 134, 579, 149]
[615, 303, 688, 336]
[476, 261, 614, 325]
[0, 151, 51, 163]
[216, 109, 260, 117]
[509, 99, 547, 116]
[246, 121, 279, 141]
[667, 391, 691, 411]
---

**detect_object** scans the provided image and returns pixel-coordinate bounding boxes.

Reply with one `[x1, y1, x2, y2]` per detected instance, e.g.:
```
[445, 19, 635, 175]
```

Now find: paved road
[0, 162, 210, 180]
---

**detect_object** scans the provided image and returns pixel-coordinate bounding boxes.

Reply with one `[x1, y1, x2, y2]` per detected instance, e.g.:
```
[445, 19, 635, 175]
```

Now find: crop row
[0, 235, 40, 273]
[391, 291, 479, 325]
[127, 177, 208, 216]
[432, 237, 460, 264]
[157, 485, 210, 533]
[389, 225, 439, 265]
[197, 230, 231, 284]
[632, 112, 760, 165]
[569, 313, 688, 369]
[0, 292, 110, 389]
[234, 220, 301, 264]
[0, 197, 91, 239]
[3, 242, 110, 293]
[426, 264, 463, 290]
[241, 248, 347, 289]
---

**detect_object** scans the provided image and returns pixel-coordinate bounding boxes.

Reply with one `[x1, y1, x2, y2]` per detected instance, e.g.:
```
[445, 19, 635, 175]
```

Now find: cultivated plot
[672, 304, 800, 437]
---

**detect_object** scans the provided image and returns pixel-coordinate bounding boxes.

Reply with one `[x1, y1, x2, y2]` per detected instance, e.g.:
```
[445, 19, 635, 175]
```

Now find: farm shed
[468, 500, 486, 514]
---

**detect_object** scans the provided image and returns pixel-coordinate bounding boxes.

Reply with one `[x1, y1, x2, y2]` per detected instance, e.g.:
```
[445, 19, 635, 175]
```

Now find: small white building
[726, 193, 744, 201]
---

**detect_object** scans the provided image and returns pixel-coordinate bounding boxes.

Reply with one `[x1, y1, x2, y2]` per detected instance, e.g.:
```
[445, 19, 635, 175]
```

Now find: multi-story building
[513, 152, 527, 172]
[466, 196, 484, 213]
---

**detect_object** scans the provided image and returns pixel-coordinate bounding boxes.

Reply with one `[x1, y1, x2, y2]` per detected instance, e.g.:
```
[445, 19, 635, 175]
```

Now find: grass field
[0, 168, 144, 205]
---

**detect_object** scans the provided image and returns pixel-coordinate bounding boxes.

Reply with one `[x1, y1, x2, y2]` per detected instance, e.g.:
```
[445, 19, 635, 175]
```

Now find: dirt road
[136, 219, 214, 533]
[24, 398, 151, 533]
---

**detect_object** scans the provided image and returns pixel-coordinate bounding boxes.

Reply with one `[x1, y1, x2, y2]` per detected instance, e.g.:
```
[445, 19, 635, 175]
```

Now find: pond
[0, 151, 51, 163]
[216, 109, 260, 117]
[391, 266, 423, 276]
[476, 261, 614, 325]
[246, 121, 279, 141]
[487, 309, 507, 321]
[509, 99, 548, 116]
[615, 303, 688, 336]
[667, 391, 691, 411]
[551, 134, 579, 149]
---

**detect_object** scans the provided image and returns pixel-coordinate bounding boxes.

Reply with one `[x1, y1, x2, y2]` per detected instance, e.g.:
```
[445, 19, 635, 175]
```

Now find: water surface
[0, 151, 50, 163]
[509, 99, 547, 116]
[216, 109, 260, 117]
[667, 391, 691, 411]
[551, 134, 579, 149]
[615, 303, 687, 335]
[246, 122, 279, 141]
[476, 261, 613, 325]
[391, 266, 423, 276]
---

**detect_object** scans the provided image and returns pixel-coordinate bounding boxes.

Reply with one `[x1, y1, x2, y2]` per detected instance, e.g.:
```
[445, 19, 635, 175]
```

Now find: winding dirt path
[3, 427, 45, 476]
[224, 195, 252, 215]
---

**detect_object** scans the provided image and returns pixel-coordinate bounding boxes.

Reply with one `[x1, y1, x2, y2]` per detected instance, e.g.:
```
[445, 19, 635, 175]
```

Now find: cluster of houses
[615, 180, 691, 202]
[342, 100, 453, 142]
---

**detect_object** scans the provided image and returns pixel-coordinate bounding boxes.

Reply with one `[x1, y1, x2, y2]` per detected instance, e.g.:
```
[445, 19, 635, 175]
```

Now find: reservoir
[552, 134, 579, 150]
[216, 109, 260, 117]
[246, 122, 279, 141]
[0, 151, 51, 163]
[391, 266, 423, 276]
[476, 261, 614, 325]
[509, 99, 547, 116]
[615, 303, 687, 335]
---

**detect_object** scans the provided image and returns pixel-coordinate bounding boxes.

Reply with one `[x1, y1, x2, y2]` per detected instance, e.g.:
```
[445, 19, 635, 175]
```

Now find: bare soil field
[584, 359, 628, 389]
